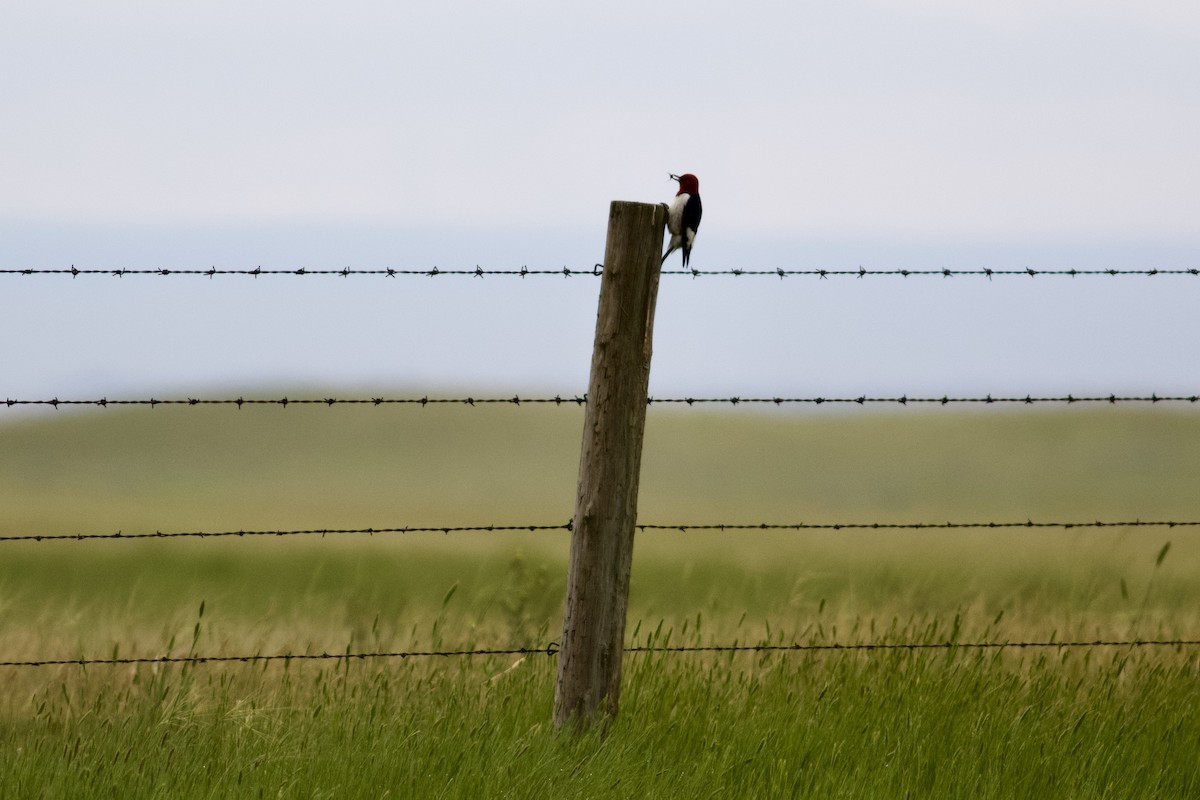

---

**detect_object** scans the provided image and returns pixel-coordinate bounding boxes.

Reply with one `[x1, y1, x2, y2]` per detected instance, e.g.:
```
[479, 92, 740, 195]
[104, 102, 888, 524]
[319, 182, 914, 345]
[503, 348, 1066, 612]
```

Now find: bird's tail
[661, 244, 678, 265]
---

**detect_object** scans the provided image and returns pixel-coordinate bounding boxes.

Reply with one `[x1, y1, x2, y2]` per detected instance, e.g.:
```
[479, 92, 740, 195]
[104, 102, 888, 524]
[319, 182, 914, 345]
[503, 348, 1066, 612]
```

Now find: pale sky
[2, 2, 1198, 404]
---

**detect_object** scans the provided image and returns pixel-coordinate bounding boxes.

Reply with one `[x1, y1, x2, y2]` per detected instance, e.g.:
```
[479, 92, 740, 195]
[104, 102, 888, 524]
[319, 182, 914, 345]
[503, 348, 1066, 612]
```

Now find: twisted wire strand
[6, 393, 1199, 410]
[4, 265, 1199, 278]
[4, 519, 1197, 543]
[4, 638, 1197, 668]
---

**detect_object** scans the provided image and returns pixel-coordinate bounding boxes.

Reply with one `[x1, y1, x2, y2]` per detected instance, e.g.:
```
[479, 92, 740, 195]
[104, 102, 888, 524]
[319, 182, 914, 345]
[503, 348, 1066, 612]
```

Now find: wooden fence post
[553, 200, 667, 731]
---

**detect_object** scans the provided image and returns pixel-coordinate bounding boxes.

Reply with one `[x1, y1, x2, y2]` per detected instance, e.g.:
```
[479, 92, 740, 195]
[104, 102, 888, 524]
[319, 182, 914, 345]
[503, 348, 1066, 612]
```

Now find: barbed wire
[0, 646, 554, 668]
[667, 268, 1200, 278]
[3, 395, 581, 409]
[4, 519, 1197, 543]
[0, 266, 602, 278]
[5, 392, 1199, 410]
[0, 523, 573, 542]
[3, 265, 1199, 279]
[625, 639, 1200, 654]
[3, 638, 1198, 668]
[635, 520, 1200, 533]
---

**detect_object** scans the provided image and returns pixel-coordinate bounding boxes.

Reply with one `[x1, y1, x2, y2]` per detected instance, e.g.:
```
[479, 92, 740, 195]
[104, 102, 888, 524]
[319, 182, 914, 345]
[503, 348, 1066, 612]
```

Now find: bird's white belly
[667, 193, 690, 235]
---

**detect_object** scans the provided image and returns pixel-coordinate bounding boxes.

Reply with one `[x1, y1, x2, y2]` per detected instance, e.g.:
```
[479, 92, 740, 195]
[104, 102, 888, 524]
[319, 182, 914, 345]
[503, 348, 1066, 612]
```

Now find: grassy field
[2, 401, 1199, 796]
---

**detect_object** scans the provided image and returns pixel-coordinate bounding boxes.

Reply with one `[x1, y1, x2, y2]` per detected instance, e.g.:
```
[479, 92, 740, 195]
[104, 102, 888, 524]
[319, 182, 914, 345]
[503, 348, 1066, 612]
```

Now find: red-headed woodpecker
[662, 173, 702, 267]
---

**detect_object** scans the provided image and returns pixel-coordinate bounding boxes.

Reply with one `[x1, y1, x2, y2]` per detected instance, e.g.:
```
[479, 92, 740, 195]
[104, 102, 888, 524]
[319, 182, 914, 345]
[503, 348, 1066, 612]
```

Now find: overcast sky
[2, 1, 1198, 406]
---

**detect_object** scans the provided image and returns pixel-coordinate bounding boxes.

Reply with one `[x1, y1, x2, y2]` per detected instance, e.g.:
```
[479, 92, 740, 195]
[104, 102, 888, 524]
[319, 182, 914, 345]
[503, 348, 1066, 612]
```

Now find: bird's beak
[669, 173, 680, 182]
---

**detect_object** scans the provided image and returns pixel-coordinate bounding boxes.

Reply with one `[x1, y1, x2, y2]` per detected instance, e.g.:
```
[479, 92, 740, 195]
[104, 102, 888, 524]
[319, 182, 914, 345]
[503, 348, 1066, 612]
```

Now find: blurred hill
[2, 399, 1197, 536]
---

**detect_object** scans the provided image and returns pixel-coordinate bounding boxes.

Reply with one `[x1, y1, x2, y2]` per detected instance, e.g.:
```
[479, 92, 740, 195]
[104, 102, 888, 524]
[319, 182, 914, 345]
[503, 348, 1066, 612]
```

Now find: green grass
[2, 402, 1199, 796]
[6, 645, 1200, 798]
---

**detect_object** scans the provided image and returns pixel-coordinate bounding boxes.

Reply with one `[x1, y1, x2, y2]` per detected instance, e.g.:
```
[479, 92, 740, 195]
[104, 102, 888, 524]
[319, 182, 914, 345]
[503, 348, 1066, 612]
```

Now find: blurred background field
[2, 401, 1198, 659]
[6, 400, 1200, 529]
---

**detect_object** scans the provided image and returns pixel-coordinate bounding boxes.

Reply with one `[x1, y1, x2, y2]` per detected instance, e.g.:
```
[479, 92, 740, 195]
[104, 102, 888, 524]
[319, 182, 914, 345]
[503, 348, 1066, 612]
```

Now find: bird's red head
[671, 173, 700, 196]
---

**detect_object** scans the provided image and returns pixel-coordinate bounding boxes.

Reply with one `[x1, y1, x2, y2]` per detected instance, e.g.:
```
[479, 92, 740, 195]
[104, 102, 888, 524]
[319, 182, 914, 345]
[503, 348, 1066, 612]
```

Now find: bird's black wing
[684, 194, 702, 234]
